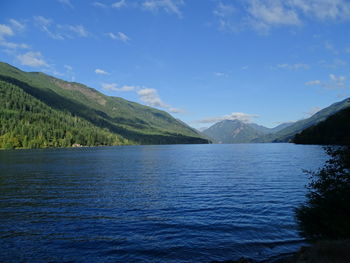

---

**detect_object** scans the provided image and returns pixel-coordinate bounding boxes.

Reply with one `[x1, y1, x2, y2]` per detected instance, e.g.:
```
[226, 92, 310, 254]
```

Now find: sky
[1, 0, 350, 129]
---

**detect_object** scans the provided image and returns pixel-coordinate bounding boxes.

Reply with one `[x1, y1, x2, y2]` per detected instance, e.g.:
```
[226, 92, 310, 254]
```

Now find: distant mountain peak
[202, 119, 266, 143]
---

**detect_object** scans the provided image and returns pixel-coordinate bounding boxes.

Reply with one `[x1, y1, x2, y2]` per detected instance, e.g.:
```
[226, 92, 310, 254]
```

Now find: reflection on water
[0, 144, 327, 262]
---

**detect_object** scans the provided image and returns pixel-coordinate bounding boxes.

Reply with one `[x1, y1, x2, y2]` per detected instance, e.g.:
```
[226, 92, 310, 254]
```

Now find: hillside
[293, 106, 350, 145]
[0, 62, 208, 149]
[254, 98, 350, 143]
[202, 120, 267, 143]
[202, 119, 295, 144]
[0, 80, 131, 149]
[202, 97, 350, 144]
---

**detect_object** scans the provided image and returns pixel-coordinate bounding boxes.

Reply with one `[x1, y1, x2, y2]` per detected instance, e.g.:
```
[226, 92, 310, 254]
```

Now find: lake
[0, 144, 327, 262]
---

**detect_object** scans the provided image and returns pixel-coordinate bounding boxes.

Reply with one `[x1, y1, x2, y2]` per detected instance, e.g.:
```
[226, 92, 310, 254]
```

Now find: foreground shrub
[295, 147, 350, 239]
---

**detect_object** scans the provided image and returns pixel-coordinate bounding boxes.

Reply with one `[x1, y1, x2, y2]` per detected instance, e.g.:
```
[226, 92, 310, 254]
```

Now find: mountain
[202, 120, 267, 143]
[248, 123, 272, 134]
[196, 97, 350, 145]
[269, 122, 294, 133]
[198, 127, 209, 132]
[202, 119, 296, 144]
[293, 106, 350, 145]
[255, 98, 350, 143]
[0, 62, 208, 149]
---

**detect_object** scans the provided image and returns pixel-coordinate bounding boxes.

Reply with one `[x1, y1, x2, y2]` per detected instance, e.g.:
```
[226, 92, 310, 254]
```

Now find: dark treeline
[293, 106, 350, 145]
[0, 80, 131, 149]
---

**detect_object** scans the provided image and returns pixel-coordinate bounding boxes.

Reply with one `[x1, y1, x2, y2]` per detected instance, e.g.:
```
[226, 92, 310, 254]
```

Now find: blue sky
[1, 0, 350, 129]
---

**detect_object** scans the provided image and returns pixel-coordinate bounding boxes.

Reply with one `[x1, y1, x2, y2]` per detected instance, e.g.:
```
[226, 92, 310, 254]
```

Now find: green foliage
[0, 80, 131, 149]
[0, 62, 208, 146]
[293, 106, 350, 145]
[295, 147, 350, 240]
[255, 98, 350, 143]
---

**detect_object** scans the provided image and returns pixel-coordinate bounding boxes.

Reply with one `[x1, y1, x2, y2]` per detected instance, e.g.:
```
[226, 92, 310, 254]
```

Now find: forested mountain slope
[293, 106, 350, 145]
[0, 62, 208, 149]
[254, 98, 350, 143]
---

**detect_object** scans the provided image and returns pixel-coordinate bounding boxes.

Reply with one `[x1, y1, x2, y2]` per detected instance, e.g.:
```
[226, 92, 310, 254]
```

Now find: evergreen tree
[0, 80, 131, 149]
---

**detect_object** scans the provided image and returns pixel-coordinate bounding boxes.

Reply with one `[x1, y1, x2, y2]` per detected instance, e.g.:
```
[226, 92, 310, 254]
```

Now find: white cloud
[305, 74, 347, 89]
[247, 0, 301, 33]
[102, 83, 119, 91]
[112, 0, 127, 8]
[108, 32, 130, 42]
[214, 72, 227, 77]
[321, 58, 347, 69]
[92, 2, 107, 8]
[17, 51, 48, 67]
[324, 41, 338, 54]
[325, 74, 347, 89]
[64, 65, 73, 71]
[137, 88, 169, 108]
[213, 3, 237, 31]
[330, 74, 346, 85]
[0, 23, 29, 49]
[34, 16, 52, 27]
[34, 16, 63, 40]
[214, 2, 235, 18]
[108, 32, 117, 39]
[67, 25, 89, 37]
[214, 0, 350, 34]
[120, 85, 138, 91]
[44, 68, 64, 77]
[117, 32, 130, 42]
[34, 16, 89, 39]
[143, 0, 184, 18]
[305, 80, 321, 85]
[0, 41, 29, 49]
[196, 112, 259, 124]
[95, 69, 109, 75]
[102, 83, 138, 92]
[63, 65, 75, 80]
[0, 24, 14, 39]
[101, 83, 183, 113]
[58, 0, 73, 8]
[277, 63, 310, 70]
[9, 19, 25, 31]
[95, 0, 184, 18]
[214, 0, 301, 33]
[291, 0, 350, 20]
[136, 87, 185, 113]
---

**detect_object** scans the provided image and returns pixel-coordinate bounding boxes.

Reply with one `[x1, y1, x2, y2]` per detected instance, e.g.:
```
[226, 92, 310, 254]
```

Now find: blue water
[0, 144, 327, 262]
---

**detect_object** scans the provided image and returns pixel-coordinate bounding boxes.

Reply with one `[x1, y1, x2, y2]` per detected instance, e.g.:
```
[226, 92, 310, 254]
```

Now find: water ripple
[0, 144, 327, 262]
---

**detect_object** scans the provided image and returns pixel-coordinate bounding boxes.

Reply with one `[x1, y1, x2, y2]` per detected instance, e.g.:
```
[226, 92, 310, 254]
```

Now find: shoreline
[212, 240, 350, 263]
